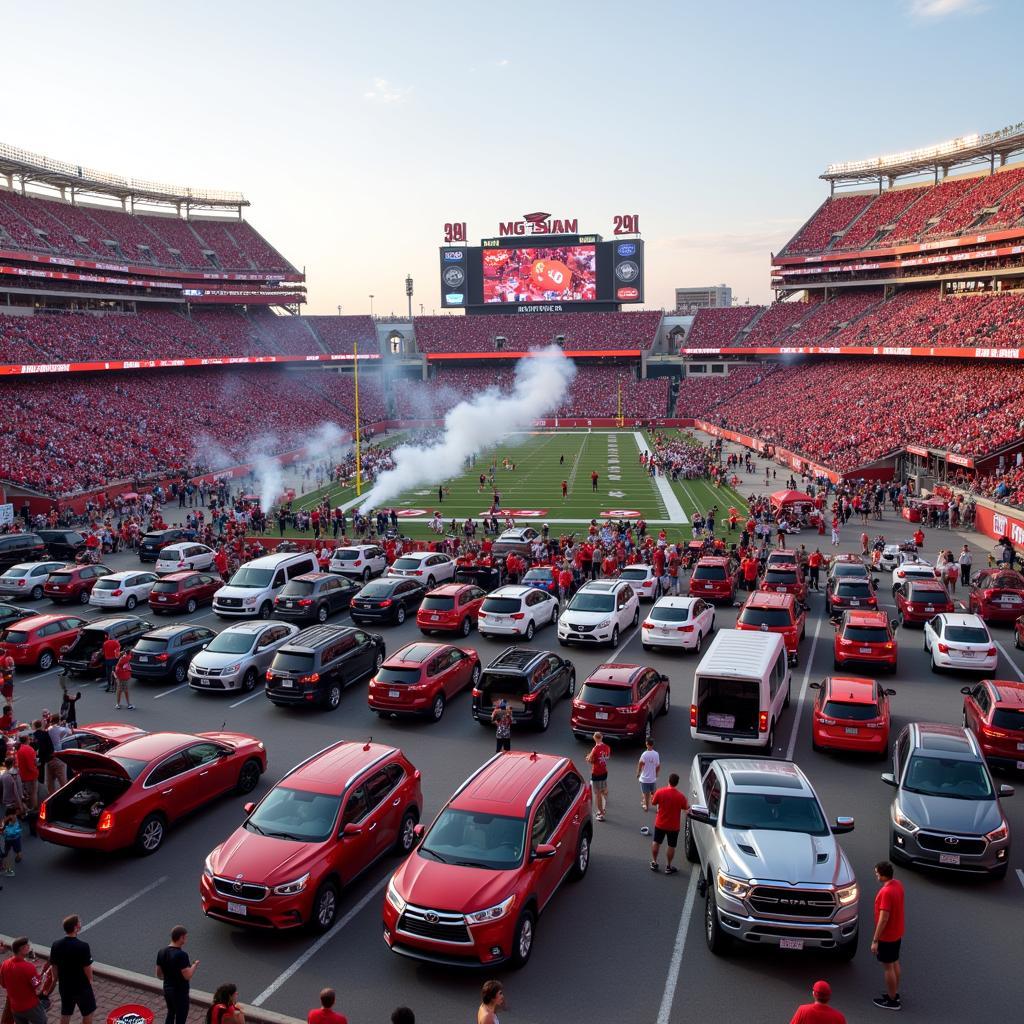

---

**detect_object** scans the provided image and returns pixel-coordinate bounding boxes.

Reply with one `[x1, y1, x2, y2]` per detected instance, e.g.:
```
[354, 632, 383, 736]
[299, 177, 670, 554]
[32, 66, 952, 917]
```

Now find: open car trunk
[478, 671, 528, 713]
[696, 676, 759, 737]
[61, 631, 106, 673]
[44, 774, 130, 832]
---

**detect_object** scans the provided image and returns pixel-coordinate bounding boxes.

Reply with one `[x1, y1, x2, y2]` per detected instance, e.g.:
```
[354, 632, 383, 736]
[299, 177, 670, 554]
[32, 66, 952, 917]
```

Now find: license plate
[157, 596, 167, 602]
[925, 606, 934, 612]
[200, 680, 210, 686]
[849, 599, 860, 606]
[960, 651, 975, 658]
[859, 647, 872, 654]
[707, 712, 735, 729]
[138, 655, 149, 662]
[431, 615, 439, 621]
[389, 690, 400, 698]
[1017, 743, 1024, 751]
[495, 616, 508, 623]
[596, 711, 609, 720]
[660, 627, 669, 634]
[939, 853, 960, 866]
[845, 727, 859, 735]
[705, 584, 714, 590]
[780, 938, 804, 950]
[227, 901, 248, 916]
[1017, 760, 1024, 769]
[280, 680, 294, 688]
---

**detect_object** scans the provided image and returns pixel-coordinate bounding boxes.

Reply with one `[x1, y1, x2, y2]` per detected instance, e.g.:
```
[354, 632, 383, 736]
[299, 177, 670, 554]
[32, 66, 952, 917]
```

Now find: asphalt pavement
[2, 473, 1020, 1024]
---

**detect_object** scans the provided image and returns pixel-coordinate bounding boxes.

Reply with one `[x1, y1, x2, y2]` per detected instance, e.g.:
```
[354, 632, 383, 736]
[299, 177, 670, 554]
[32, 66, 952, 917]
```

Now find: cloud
[495, 58, 511, 67]
[363, 77, 411, 103]
[908, 0, 985, 17]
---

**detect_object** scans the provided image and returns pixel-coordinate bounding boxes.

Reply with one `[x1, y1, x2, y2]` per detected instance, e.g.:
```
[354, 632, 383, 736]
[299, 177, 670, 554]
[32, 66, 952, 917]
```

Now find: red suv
[148, 571, 222, 615]
[961, 679, 1024, 771]
[383, 751, 591, 967]
[203, 741, 422, 932]
[570, 663, 670, 744]
[896, 579, 953, 627]
[968, 569, 1024, 623]
[810, 675, 895, 756]
[687, 557, 735, 603]
[758, 562, 807, 603]
[416, 584, 487, 638]
[735, 591, 806, 665]
[833, 610, 897, 672]
[368, 642, 481, 722]
[0, 613, 87, 671]
[44, 564, 113, 605]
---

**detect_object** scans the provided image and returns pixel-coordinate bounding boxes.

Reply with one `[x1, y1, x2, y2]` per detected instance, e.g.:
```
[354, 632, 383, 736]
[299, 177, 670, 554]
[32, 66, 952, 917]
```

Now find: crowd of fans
[784, 194, 873, 254]
[674, 366, 773, 418]
[304, 315, 378, 354]
[687, 306, 761, 346]
[742, 298, 815, 346]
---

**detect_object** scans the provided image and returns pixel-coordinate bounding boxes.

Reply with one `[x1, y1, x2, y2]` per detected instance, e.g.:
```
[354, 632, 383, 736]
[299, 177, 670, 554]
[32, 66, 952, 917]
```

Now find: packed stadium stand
[304, 315, 378, 354]
[740, 298, 814, 346]
[783, 193, 873, 254]
[687, 306, 762, 346]
[674, 366, 770, 418]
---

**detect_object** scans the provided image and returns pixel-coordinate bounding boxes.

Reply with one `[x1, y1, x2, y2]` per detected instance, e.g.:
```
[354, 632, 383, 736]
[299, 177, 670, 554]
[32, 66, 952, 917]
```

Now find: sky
[3, 0, 1022, 314]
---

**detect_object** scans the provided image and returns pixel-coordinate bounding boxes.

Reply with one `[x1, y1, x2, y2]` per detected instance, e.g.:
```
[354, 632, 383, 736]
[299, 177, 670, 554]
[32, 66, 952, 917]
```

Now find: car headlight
[243, 596, 258, 606]
[223, 662, 242, 674]
[272, 872, 310, 896]
[836, 882, 859, 906]
[386, 877, 407, 914]
[716, 869, 751, 899]
[467, 894, 516, 924]
[986, 822, 1009, 843]
[596, 619, 611, 629]
[892, 804, 919, 833]
[203, 853, 216, 879]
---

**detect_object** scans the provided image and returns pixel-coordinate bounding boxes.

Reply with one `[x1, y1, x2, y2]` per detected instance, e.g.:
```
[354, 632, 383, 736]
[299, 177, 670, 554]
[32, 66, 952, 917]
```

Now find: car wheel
[783, 682, 791, 709]
[569, 826, 591, 881]
[235, 758, 262, 794]
[836, 929, 859, 961]
[426, 576, 435, 590]
[833, 657, 842, 670]
[536, 701, 551, 732]
[310, 882, 339, 932]
[511, 909, 536, 968]
[395, 606, 406, 625]
[362, 568, 371, 582]
[461, 617, 472, 637]
[683, 817, 699, 863]
[173, 662, 188, 684]
[525, 620, 535, 641]
[135, 813, 166, 855]
[78, 590, 90, 605]
[241, 668, 257, 693]
[396, 809, 419, 854]
[126, 595, 137, 610]
[694, 631, 702, 655]
[259, 601, 272, 619]
[710, 614, 716, 633]
[324, 683, 342, 710]
[642, 643, 653, 652]
[766, 722, 775, 751]
[930, 653, 940, 674]
[38, 650, 54, 671]
[374, 649, 384, 671]
[28, 583, 43, 600]
[430, 693, 446, 723]
[643, 717, 653, 744]
[186, 598, 197, 614]
[566, 671, 576, 699]
[661, 688, 670, 716]
[610, 625, 619, 648]
[704, 883, 730, 955]
[317, 604, 329, 623]
[550, 605, 558, 627]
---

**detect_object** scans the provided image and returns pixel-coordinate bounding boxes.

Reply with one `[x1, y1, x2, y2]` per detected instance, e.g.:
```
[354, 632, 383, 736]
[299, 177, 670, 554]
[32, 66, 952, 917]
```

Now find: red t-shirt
[874, 879, 905, 942]
[558, 570, 573, 590]
[102, 638, 120, 660]
[308, 1008, 348, 1024]
[115, 656, 133, 682]
[589, 743, 611, 779]
[789, 1003, 847, 1024]
[0, 956, 41, 1013]
[16, 742, 38, 782]
[652, 786, 688, 831]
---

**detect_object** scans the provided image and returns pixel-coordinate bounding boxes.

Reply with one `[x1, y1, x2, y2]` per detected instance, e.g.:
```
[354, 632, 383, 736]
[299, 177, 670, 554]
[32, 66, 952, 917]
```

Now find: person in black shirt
[50, 914, 95, 1024]
[155, 926, 198, 1024]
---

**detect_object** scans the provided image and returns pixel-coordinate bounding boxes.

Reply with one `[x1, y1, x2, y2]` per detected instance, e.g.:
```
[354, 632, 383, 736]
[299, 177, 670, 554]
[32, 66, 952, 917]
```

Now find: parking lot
[3, 523, 1021, 1024]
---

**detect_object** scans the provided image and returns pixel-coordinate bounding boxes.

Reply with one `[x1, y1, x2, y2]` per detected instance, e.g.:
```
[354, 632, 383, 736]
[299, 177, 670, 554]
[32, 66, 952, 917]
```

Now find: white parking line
[656, 868, 699, 1024]
[251, 874, 390, 1006]
[152, 683, 190, 700]
[994, 641, 1024, 682]
[229, 690, 265, 709]
[1016, 868, 1024, 892]
[785, 615, 822, 761]
[79, 876, 169, 933]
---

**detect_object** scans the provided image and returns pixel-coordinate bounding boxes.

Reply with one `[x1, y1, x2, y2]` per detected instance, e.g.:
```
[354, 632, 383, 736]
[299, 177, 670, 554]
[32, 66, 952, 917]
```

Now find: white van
[690, 629, 790, 749]
[212, 551, 318, 619]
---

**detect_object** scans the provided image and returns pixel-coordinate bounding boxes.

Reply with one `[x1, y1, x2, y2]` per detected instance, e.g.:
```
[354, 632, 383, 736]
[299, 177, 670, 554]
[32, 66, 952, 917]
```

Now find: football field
[293, 429, 747, 539]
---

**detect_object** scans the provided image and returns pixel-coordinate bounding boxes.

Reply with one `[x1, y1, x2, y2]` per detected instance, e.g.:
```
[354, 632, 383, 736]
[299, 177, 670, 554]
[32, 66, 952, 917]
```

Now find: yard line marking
[633, 432, 687, 524]
[656, 867, 699, 1024]
[152, 683, 190, 699]
[229, 689, 266, 708]
[565, 431, 589, 495]
[785, 614, 822, 761]
[994, 641, 1024, 682]
[80, 876, 169, 933]
[251, 874, 390, 1006]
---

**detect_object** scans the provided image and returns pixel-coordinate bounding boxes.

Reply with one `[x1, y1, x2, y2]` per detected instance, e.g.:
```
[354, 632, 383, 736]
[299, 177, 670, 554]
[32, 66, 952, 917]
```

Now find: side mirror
[687, 805, 715, 826]
[532, 843, 557, 861]
[960, 686, 972, 696]
[660, 674, 670, 685]
[831, 815, 855, 835]
[341, 822, 362, 838]
[880, 772, 897, 787]
[999, 785, 1015, 798]
[412, 823, 426, 839]
[809, 681, 821, 690]
[884, 688, 896, 697]
[243, 802, 255, 815]
[201, 642, 209, 649]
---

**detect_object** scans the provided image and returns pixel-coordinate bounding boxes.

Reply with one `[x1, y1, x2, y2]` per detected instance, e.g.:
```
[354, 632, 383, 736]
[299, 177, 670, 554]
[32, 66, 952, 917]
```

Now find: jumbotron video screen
[482, 244, 597, 303]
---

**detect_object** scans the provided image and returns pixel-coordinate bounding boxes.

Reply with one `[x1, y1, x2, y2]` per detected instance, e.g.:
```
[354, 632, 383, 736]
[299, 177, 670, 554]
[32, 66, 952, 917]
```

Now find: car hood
[209, 828, 319, 884]
[720, 829, 853, 887]
[897, 792, 1003, 834]
[562, 608, 612, 622]
[215, 585, 270, 599]
[191, 649, 254, 670]
[394, 852, 519, 914]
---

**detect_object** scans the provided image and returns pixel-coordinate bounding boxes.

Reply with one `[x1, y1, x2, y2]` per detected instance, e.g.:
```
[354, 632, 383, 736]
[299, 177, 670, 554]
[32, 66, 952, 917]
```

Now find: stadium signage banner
[974, 503, 1024, 546]
[497, 213, 579, 236]
[0, 352, 380, 377]
[679, 345, 1024, 360]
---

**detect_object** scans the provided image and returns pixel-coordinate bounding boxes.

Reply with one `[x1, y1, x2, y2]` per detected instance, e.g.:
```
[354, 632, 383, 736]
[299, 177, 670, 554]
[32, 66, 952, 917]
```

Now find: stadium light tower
[369, 294, 374, 317]
[405, 274, 413, 320]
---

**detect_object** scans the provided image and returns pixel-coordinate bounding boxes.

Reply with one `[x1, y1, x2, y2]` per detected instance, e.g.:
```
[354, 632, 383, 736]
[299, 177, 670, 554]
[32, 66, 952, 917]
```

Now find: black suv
[36, 530, 87, 561]
[0, 603, 32, 630]
[129, 624, 217, 684]
[59, 616, 154, 677]
[138, 529, 190, 563]
[350, 577, 425, 626]
[0, 534, 47, 570]
[265, 625, 386, 710]
[273, 572, 359, 623]
[471, 646, 576, 732]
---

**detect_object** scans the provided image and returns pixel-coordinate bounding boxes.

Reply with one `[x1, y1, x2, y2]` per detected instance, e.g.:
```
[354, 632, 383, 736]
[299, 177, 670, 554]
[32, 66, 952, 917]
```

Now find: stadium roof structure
[0, 141, 249, 214]
[820, 121, 1024, 191]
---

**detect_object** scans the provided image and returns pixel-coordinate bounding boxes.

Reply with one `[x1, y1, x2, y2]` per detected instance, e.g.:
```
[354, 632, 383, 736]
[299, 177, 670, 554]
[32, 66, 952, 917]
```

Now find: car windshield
[909, 587, 945, 602]
[903, 755, 993, 800]
[133, 638, 168, 653]
[391, 558, 423, 571]
[833, 565, 867, 578]
[945, 626, 989, 644]
[421, 595, 455, 611]
[247, 787, 341, 842]
[205, 632, 256, 654]
[993, 708, 1024, 731]
[375, 666, 422, 685]
[567, 594, 615, 613]
[1, 630, 29, 644]
[359, 582, 395, 598]
[481, 597, 522, 614]
[619, 568, 649, 581]
[150, 581, 180, 594]
[110, 756, 149, 781]
[48, 574, 73, 585]
[765, 569, 797, 584]
[523, 569, 552, 581]
[823, 700, 880, 721]
[280, 581, 316, 596]
[650, 606, 689, 622]
[578, 682, 632, 707]
[228, 567, 273, 588]
[2, 569, 28, 579]
[837, 581, 871, 595]
[333, 549, 362, 560]
[420, 808, 526, 870]
[693, 565, 726, 581]
[271, 652, 316, 673]
[843, 626, 889, 643]
[722, 793, 829, 836]
[739, 608, 792, 627]
[92, 578, 121, 590]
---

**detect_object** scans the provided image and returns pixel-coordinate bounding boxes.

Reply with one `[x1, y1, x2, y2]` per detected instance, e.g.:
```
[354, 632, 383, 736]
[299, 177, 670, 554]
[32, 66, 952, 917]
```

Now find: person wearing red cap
[789, 980, 846, 1023]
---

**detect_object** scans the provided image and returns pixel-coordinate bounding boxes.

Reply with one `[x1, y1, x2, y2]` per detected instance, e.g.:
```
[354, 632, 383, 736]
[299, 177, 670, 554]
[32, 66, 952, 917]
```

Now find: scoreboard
[439, 233, 644, 314]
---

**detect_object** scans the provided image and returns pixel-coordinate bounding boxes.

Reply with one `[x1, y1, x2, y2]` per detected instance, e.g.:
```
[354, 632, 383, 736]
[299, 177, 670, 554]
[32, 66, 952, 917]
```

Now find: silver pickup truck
[684, 753, 860, 958]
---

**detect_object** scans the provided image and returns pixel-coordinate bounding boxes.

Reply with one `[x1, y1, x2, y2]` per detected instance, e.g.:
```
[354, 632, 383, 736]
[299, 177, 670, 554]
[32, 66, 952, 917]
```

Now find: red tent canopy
[770, 489, 814, 508]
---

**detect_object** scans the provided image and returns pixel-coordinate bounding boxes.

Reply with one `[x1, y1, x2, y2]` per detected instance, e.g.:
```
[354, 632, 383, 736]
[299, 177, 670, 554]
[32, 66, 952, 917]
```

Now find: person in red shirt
[1, 936, 50, 1024]
[789, 980, 846, 1024]
[585, 732, 611, 821]
[0, 704, 14, 735]
[307, 987, 347, 1024]
[114, 652, 134, 711]
[649, 773, 688, 874]
[214, 546, 229, 581]
[16, 737, 39, 811]
[912, 526, 925, 548]
[741, 555, 759, 591]
[101, 636, 121, 694]
[557, 566, 573, 603]
[0, 653, 15, 703]
[561, 480, 568, 500]
[591, 470, 599, 492]
[871, 861, 905, 1010]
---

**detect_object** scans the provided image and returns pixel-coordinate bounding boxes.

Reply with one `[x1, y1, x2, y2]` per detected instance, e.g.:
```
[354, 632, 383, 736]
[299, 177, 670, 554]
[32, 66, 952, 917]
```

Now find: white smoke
[359, 345, 576, 510]
[249, 433, 285, 512]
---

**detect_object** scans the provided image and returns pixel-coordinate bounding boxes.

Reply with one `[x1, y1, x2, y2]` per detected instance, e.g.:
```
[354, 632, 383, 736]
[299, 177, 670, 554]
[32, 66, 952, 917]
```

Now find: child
[2, 805, 22, 874]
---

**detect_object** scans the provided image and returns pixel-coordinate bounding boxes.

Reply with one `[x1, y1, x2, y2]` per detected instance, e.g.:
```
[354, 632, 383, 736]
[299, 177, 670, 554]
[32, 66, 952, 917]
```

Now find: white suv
[558, 579, 640, 648]
[386, 551, 456, 589]
[477, 584, 559, 641]
[155, 542, 216, 574]
[329, 544, 387, 581]
[924, 612, 998, 673]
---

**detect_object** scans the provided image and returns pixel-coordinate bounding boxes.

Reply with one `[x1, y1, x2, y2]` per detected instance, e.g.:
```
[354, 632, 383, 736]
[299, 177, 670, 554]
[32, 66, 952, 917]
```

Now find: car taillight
[907, 603, 915, 612]
[511, 612, 525, 620]
[298, 599, 313, 606]
[840, 637, 853, 646]
[867, 597, 877, 606]
[758, 711, 769, 732]
[16, 580, 24, 587]
[266, 670, 274, 680]
[178, 561, 185, 568]
[884, 642, 894, 650]
[472, 688, 481, 698]
[478, 611, 487, 618]
[300, 673, 321, 684]
[690, 704, 697, 727]
[980, 723, 1009, 740]
[987, 647, 997, 657]
[155, 653, 170, 662]
[413, 570, 423, 576]
[522, 692, 540, 702]
[111, 589, 123, 597]
[98, 811, 115, 831]
[642, 620, 654, 629]
[677, 625, 694, 632]
[38, 802, 47, 822]
[353, 560, 362, 566]
[817, 715, 836, 725]
[379, 599, 392, 608]
[937, 642, 949, 653]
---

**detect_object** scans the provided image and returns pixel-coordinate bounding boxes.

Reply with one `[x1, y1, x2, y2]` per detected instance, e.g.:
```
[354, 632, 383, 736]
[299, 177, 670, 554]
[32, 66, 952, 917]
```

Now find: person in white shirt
[637, 738, 661, 812]
[958, 544, 973, 587]
[44, 712, 71, 792]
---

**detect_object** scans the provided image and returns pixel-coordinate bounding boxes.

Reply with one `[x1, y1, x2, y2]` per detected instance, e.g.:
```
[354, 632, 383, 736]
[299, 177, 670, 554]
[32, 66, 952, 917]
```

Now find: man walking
[790, 980, 846, 1023]
[649, 772, 688, 874]
[871, 861, 905, 1011]
[586, 732, 611, 821]
[808, 548, 823, 591]
[155, 926, 198, 1024]
[636, 737, 660, 812]
[957, 544, 972, 590]
[101, 634, 120, 694]
[50, 915, 95, 1024]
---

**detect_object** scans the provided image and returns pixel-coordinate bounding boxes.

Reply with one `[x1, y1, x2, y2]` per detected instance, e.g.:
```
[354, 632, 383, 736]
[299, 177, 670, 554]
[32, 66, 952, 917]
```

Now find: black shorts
[876, 938, 902, 964]
[653, 827, 679, 848]
[60, 987, 97, 1018]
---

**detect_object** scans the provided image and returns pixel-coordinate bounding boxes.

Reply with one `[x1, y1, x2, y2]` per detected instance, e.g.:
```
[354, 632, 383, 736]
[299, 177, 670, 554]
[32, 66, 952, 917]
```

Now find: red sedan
[39, 730, 266, 855]
[810, 675, 895, 756]
[44, 564, 113, 605]
[148, 571, 222, 615]
[416, 583, 487, 637]
[368, 641, 481, 722]
[896, 579, 953, 626]
[961, 679, 1024, 771]
[968, 569, 1024, 623]
[0, 613, 86, 671]
[833, 610, 898, 672]
[63, 722, 149, 753]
